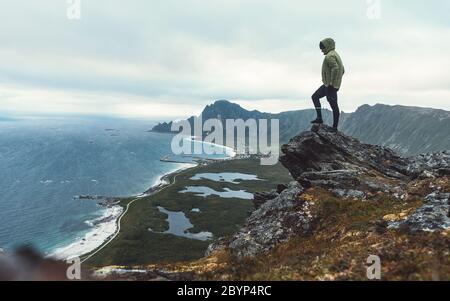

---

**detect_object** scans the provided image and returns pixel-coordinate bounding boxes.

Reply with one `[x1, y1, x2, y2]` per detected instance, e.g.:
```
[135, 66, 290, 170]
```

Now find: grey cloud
[0, 0, 449, 117]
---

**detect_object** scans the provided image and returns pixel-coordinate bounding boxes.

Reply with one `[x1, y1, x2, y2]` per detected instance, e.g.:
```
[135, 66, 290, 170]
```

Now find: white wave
[49, 138, 235, 260]
[135, 163, 196, 198]
[51, 163, 198, 260]
[40, 180, 53, 184]
[49, 206, 123, 260]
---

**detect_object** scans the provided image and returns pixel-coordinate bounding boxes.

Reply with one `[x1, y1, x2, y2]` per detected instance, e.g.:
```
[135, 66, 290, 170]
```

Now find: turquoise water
[154, 206, 213, 241]
[190, 172, 263, 184]
[0, 116, 229, 254]
[179, 186, 254, 200]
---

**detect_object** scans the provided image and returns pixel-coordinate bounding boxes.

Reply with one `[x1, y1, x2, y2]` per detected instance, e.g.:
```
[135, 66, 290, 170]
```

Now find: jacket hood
[320, 38, 336, 54]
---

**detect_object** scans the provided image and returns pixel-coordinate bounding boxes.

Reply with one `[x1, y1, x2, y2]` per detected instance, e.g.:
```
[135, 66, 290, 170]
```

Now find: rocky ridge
[209, 125, 450, 259]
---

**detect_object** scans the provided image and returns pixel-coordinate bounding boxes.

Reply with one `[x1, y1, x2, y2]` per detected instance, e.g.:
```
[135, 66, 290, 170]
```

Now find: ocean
[0, 116, 231, 257]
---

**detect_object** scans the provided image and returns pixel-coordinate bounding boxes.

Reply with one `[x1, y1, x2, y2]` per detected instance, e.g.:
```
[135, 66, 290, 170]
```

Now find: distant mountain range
[341, 104, 450, 155]
[152, 100, 450, 156]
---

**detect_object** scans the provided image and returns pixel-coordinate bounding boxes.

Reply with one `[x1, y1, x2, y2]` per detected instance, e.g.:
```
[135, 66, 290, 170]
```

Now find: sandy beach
[49, 139, 235, 261]
[49, 163, 196, 261]
[49, 206, 124, 260]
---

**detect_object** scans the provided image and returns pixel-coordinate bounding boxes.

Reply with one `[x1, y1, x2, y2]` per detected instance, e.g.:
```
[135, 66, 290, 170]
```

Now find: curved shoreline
[49, 206, 124, 260]
[51, 139, 235, 262]
[80, 165, 195, 264]
[49, 163, 194, 261]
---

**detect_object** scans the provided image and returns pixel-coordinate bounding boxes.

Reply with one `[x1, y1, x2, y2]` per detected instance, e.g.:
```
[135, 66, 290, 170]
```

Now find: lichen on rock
[389, 192, 450, 232]
[226, 181, 310, 258]
[213, 125, 450, 260]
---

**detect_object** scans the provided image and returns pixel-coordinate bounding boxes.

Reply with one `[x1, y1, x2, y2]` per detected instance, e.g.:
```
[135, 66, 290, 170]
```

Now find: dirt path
[81, 168, 190, 264]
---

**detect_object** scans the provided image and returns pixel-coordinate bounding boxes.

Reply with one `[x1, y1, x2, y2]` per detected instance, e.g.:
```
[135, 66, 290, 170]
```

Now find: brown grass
[154, 188, 450, 281]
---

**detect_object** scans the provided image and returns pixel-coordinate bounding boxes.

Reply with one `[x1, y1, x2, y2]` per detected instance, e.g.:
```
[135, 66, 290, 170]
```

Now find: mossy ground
[85, 158, 450, 280]
[158, 188, 450, 281]
[84, 158, 292, 267]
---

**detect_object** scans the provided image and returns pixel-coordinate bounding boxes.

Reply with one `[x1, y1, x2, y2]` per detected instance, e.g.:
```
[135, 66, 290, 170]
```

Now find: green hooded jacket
[321, 38, 345, 89]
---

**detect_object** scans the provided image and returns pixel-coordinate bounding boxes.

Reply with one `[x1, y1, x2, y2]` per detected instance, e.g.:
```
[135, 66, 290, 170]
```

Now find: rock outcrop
[212, 125, 450, 259]
[228, 182, 310, 258]
[407, 151, 450, 178]
[280, 124, 410, 180]
[389, 192, 450, 232]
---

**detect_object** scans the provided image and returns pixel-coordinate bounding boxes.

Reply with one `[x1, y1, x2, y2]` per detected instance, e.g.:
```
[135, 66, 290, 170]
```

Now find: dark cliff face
[211, 125, 450, 260]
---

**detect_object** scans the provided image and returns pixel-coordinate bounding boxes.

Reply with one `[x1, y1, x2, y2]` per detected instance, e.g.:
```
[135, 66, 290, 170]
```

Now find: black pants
[312, 85, 340, 128]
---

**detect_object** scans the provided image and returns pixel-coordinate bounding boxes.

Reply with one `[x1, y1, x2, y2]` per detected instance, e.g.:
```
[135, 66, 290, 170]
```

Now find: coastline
[48, 205, 124, 260]
[50, 139, 235, 261]
[49, 162, 196, 261]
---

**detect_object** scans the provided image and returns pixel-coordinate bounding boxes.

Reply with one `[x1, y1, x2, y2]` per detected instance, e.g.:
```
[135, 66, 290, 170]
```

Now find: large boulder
[280, 124, 410, 180]
[213, 125, 450, 259]
[226, 182, 309, 258]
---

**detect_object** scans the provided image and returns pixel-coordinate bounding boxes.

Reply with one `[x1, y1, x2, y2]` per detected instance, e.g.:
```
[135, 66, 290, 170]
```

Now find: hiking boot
[310, 118, 323, 125]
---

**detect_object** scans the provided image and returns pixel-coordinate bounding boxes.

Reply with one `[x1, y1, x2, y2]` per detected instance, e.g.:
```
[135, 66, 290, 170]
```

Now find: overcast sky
[0, 0, 449, 119]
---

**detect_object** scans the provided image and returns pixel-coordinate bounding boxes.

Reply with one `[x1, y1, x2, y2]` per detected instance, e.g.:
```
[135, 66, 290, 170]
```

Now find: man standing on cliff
[310, 38, 345, 131]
